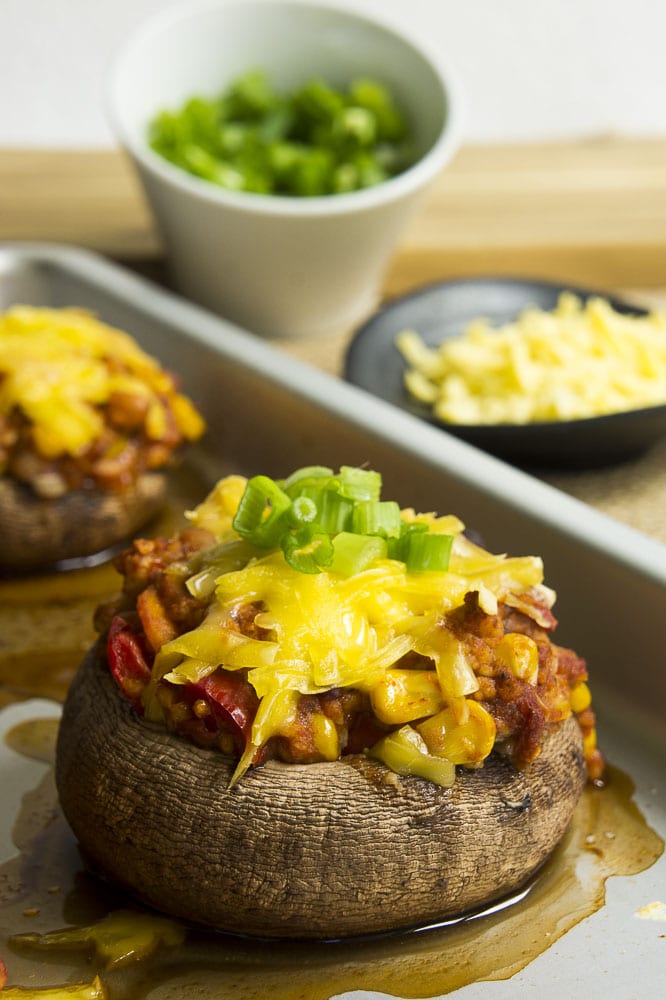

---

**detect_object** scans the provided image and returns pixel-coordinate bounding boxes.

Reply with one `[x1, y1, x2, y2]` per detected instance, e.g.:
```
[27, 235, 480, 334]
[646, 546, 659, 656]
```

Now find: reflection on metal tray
[0, 243, 664, 998]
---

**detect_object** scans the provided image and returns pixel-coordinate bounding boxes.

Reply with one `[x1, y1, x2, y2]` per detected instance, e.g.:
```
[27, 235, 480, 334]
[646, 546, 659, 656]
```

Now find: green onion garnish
[351, 500, 402, 538]
[386, 520, 429, 561]
[232, 475, 291, 547]
[232, 466, 454, 576]
[287, 495, 318, 528]
[304, 487, 354, 534]
[280, 466, 334, 494]
[282, 529, 334, 574]
[404, 532, 453, 573]
[330, 533, 387, 576]
[337, 466, 382, 501]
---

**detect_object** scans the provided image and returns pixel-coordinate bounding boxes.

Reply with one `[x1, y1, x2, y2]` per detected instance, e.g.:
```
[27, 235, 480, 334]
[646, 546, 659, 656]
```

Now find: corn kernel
[155, 684, 177, 709]
[188, 475, 249, 535]
[583, 729, 597, 754]
[172, 392, 207, 439]
[370, 669, 444, 725]
[417, 699, 496, 764]
[496, 633, 539, 685]
[570, 681, 592, 713]
[146, 399, 168, 440]
[192, 698, 211, 719]
[311, 713, 340, 761]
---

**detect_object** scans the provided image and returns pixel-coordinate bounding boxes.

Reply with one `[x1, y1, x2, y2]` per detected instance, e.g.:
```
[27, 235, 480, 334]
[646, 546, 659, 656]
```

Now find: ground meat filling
[98, 536, 599, 777]
[444, 591, 589, 767]
[94, 528, 215, 637]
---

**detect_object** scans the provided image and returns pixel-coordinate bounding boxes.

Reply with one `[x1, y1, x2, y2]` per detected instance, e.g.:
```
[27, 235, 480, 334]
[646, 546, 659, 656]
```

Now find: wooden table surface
[1, 139, 666, 545]
[3, 137, 666, 291]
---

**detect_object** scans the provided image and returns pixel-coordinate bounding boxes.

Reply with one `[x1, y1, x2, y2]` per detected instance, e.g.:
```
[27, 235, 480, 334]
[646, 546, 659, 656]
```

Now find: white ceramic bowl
[107, 0, 462, 339]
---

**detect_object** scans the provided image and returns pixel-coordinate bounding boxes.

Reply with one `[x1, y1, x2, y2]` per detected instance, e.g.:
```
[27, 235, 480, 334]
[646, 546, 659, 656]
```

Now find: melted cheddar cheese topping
[0, 306, 205, 457]
[143, 476, 547, 784]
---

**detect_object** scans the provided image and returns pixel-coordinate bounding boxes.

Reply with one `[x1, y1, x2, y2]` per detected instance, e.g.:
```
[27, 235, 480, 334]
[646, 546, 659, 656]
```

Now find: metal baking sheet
[1, 242, 664, 998]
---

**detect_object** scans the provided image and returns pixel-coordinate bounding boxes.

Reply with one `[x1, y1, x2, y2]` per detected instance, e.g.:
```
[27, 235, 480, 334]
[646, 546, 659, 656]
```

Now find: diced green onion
[282, 529, 334, 574]
[231, 465, 455, 578]
[337, 466, 382, 501]
[299, 486, 354, 534]
[351, 500, 402, 538]
[280, 466, 334, 494]
[387, 520, 429, 561]
[149, 72, 412, 199]
[232, 475, 292, 547]
[404, 532, 453, 573]
[197, 538, 259, 575]
[329, 532, 387, 576]
[287, 495, 318, 527]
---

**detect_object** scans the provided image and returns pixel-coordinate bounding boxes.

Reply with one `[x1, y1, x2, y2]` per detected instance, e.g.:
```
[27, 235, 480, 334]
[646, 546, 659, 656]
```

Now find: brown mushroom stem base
[55, 645, 587, 939]
[0, 475, 166, 573]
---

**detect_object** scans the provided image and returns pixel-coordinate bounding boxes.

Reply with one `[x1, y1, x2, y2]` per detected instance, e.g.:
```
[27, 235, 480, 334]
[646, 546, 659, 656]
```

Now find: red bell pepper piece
[187, 669, 259, 753]
[106, 616, 257, 754]
[106, 616, 153, 713]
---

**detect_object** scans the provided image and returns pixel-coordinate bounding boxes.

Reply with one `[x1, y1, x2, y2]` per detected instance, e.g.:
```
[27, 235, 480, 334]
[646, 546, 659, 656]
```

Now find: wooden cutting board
[2, 136, 666, 293]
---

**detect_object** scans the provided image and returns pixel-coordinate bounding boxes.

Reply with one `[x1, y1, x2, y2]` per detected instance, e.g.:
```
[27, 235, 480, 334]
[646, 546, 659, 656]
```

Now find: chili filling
[95, 470, 604, 787]
[0, 306, 205, 498]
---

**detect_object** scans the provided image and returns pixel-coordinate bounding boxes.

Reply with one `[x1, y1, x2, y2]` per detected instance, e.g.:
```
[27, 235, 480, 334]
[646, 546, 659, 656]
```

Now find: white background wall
[2, 0, 666, 147]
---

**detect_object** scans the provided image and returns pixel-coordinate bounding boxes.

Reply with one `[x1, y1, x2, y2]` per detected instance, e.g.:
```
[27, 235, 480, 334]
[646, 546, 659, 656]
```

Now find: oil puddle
[0, 715, 663, 1000]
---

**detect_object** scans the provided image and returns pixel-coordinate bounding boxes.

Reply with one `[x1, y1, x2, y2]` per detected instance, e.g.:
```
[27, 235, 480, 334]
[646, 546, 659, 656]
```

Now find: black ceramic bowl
[344, 277, 666, 468]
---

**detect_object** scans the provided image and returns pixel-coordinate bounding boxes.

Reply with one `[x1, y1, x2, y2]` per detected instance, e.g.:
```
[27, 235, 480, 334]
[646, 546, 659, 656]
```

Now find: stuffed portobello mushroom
[56, 466, 603, 938]
[0, 306, 205, 573]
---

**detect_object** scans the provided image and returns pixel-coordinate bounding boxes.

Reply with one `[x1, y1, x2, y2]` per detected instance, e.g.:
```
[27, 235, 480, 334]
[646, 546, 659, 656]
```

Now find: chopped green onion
[185, 567, 218, 599]
[287, 495, 318, 527]
[387, 520, 429, 561]
[231, 465, 455, 577]
[280, 466, 334, 494]
[282, 529, 334, 574]
[232, 475, 291, 547]
[149, 71, 412, 198]
[404, 532, 453, 573]
[298, 486, 354, 534]
[329, 532, 387, 576]
[351, 500, 402, 538]
[337, 466, 382, 501]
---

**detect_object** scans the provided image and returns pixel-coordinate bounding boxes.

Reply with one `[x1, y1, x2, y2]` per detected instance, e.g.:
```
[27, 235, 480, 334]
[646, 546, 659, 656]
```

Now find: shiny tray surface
[0, 244, 664, 998]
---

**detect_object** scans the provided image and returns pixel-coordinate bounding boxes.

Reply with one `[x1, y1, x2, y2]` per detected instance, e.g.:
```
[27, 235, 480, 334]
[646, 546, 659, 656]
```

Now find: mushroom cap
[0, 474, 166, 573]
[55, 644, 587, 939]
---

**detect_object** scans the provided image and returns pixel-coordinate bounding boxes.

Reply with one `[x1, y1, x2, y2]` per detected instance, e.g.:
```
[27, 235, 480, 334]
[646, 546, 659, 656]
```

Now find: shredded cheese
[396, 292, 666, 425]
[0, 305, 205, 457]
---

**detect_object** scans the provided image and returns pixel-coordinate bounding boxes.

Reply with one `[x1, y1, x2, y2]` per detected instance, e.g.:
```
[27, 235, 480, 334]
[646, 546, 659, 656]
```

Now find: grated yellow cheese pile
[0, 306, 204, 457]
[396, 293, 666, 425]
